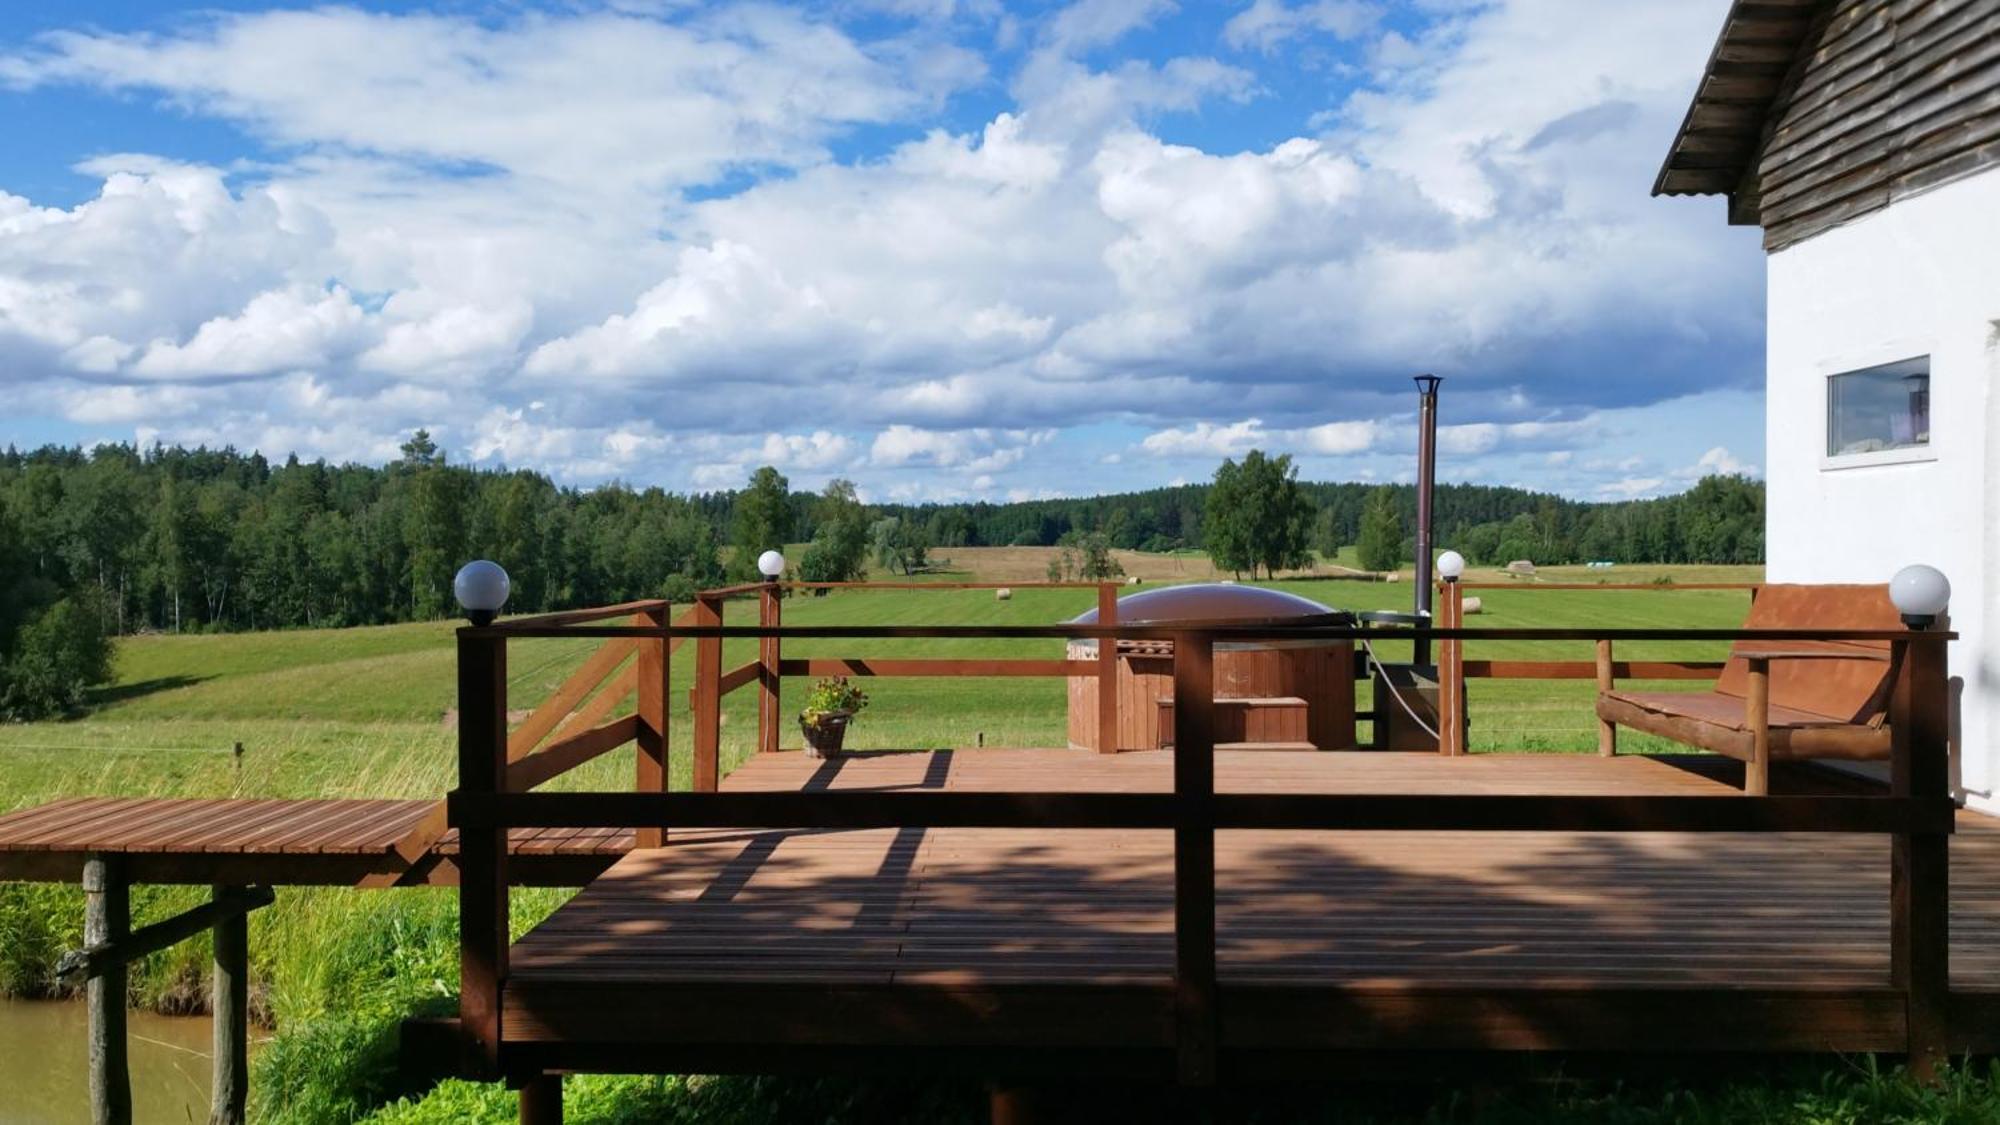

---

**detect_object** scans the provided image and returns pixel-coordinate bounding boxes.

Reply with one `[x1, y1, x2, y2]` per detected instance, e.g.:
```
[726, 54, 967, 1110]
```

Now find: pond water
[0, 999, 234, 1123]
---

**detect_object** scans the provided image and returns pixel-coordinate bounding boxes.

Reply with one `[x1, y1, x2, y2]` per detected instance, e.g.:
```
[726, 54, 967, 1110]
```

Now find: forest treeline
[0, 437, 1762, 647]
[876, 474, 1764, 572]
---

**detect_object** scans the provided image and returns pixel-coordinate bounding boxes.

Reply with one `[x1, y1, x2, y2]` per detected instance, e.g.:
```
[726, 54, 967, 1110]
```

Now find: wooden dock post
[635, 605, 671, 849]
[210, 884, 249, 1125]
[1171, 631, 1217, 1087]
[759, 583, 782, 755]
[457, 630, 510, 1079]
[693, 595, 723, 793]
[1096, 583, 1118, 754]
[1889, 633, 1950, 1076]
[83, 854, 130, 1125]
[61, 879, 271, 1122]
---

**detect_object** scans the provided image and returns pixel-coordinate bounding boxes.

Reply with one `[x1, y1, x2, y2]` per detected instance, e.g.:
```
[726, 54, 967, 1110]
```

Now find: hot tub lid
[1066, 583, 1349, 651]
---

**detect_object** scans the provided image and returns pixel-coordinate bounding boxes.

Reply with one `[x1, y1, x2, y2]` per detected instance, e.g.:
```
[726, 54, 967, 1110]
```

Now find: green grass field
[11, 563, 1993, 1123]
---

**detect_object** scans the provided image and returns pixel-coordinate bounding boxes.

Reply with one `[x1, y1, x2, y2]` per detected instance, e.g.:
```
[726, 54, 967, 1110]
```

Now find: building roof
[1652, 0, 1828, 210]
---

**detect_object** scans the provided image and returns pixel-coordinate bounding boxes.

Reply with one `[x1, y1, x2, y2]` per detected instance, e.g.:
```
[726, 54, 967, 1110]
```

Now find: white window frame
[1818, 345, 1937, 472]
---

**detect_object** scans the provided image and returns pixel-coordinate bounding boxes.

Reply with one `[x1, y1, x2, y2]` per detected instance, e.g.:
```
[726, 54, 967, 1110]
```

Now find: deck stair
[1158, 695, 1314, 749]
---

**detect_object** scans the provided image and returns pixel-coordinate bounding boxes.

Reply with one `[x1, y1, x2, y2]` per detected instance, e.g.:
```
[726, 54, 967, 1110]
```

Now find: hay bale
[1461, 596, 1484, 615]
[1505, 559, 1536, 577]
[995, 587, 1012, 601]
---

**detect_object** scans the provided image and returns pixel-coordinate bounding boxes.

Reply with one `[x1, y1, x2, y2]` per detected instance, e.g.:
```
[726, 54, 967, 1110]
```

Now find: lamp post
[1890, 564, 1950, 630]
[1412, 374, 1442, 665]
[453, 560, 511, 626]
[1434, 550, 1465, 754]
[755, 550, 786, 755]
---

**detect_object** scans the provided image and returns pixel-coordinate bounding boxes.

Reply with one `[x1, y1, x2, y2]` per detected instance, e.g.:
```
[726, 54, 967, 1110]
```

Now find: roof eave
[1651, 0, 1831, 209]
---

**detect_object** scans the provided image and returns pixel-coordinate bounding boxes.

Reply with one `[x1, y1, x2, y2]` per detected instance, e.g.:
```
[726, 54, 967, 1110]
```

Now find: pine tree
[1355, 486, 1404, 573]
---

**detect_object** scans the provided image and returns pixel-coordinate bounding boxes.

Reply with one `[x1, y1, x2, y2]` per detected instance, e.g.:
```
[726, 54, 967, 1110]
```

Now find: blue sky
[0, 0, 1765, 501]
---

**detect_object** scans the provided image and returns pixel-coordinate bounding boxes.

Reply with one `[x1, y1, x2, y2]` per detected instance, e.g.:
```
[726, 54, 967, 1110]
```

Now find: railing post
[635, 605, 671, 849]
[1097, 583, 1119, 754]
[1456, 572, 1472, 748]
[1889, 633, 1950, 1075]
[456, 630, 509, 1079]
[693, 595, 723, 792]
[1437, 580, 1463, 756]
[1595, 639, 1617, 757]
[1172, 630, 1217, 1087]
[760, 583, 782, 755]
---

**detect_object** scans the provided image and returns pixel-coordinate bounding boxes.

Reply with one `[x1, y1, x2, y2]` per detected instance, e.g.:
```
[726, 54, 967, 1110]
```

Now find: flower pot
[800, 711, 853, 758]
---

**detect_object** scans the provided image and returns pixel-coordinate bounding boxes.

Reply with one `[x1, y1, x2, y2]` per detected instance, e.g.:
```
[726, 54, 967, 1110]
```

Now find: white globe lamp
[756, 549, 786, 580]
[454, 560, 511, 626]
[1890, 564, 1950, 629]
[1435, 550, 1466, 582]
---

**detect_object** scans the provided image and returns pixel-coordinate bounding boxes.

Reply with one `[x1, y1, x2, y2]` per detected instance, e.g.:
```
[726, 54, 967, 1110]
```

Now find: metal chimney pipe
[1412, 374, 1442, 665]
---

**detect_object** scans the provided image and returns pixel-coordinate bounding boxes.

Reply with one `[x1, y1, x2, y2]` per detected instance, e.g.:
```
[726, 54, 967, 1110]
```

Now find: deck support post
[518, 1073, 562, 1124]
[1889, 634, 1951, 1077]
[1172, 630, 1218, 1087]
[457, 630, 510, 1080]
[987, 1082, 1035, 1125]
[1096, 583, 1119, 753]
[209, 884, 249, 1125]
[83, 854, 131, 1125]
[693, 596, 723, 793]
[760, 583, 782, 755]
[635, 605, 671, 849]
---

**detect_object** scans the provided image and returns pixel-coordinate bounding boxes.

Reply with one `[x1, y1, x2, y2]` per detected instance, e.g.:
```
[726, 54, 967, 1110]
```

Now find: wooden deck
[0, 797, 630, 886]
[497, 749, 2000, 1074]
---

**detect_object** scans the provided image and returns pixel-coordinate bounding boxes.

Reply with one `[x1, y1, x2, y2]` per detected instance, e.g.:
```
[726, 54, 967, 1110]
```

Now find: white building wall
[1765, 166, 2000, 812]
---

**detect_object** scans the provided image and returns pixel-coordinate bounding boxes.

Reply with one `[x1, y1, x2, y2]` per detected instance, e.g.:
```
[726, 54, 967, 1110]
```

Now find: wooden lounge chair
[1594, 584, 1902, 794]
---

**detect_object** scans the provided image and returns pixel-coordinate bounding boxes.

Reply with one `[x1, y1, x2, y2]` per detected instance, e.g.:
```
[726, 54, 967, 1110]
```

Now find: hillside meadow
[24, 560, 1993, 1122]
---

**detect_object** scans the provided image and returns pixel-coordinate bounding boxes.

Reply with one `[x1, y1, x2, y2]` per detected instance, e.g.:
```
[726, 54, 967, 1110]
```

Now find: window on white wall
[1827, 356, 1929, 458]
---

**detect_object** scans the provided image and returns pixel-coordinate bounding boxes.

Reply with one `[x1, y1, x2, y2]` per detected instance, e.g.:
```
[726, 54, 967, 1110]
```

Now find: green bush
[0, 597, 113, 720]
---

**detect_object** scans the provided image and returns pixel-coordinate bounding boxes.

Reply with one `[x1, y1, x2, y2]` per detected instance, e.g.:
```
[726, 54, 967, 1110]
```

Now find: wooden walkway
[0, 797, 630, 886]
[498, 750, 2000, 1070]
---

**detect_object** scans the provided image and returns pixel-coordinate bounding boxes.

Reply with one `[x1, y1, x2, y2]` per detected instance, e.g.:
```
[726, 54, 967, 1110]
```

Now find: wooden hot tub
[1063, 585, 1356, 752]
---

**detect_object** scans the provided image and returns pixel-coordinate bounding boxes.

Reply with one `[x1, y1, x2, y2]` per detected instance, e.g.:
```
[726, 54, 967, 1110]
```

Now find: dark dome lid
[1066, 583, 1340, 628]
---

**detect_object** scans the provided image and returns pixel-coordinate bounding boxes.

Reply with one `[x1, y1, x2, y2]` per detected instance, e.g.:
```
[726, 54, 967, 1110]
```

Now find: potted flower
[798, 677, 869, 758]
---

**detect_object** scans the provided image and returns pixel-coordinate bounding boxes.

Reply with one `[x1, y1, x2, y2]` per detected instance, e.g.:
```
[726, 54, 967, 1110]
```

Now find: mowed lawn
[0, 569, 1762, 813]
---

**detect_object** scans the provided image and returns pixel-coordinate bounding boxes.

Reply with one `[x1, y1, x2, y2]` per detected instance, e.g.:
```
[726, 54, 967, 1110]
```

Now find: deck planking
[0, 796, 633, 885]
[500, 749, 2000, 1062]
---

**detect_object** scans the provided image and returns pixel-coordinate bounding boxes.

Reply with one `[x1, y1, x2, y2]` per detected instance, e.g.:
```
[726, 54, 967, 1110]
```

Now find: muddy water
[0, 999, 231, 1123]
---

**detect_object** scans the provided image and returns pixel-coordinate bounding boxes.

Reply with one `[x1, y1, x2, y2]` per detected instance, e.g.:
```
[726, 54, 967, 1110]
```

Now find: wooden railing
[445, 609, 1956, 1082]
[631, 578, 1762, 761]
[683, 580, 1128, 756]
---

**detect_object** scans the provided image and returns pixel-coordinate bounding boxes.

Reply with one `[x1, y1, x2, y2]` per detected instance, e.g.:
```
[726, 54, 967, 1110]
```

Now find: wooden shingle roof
[1652, 0, 1830, 211]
